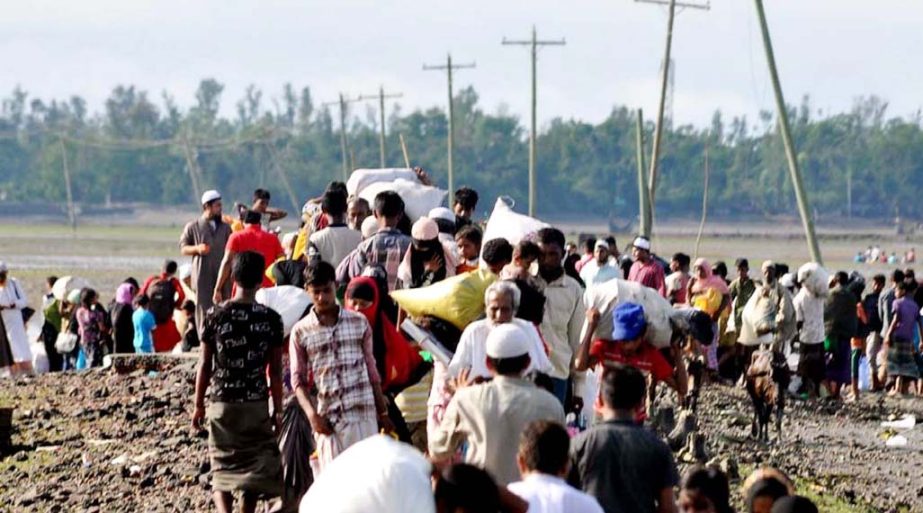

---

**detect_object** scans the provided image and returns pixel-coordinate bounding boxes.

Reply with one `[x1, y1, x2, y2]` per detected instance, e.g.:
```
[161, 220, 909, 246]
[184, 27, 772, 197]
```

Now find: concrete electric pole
[424, 54, 475, 206]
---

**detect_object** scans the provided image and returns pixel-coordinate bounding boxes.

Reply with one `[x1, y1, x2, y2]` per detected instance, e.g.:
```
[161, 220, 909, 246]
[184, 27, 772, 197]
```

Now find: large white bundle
[299, 435, 435, 513]
[481, 198, 550, 253]
[347, 168, 419, 197]
[31, 342, 49, 374]
[51, 276, 90, 301]
[797, 262, 829, 298]
[581, 279, 675, 348]
[359, 178, 447, 222]
[255, 285, 312, 337]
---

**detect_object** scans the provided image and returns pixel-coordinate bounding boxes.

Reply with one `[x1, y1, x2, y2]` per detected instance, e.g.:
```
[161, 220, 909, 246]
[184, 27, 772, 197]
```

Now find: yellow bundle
[390, 269, 497, 330]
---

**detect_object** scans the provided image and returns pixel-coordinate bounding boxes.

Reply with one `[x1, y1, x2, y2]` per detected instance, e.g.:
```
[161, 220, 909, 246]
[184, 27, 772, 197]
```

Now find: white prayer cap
[201, 190, 221, 205]
[428, 207, 455, 223]
[485, 323, 531, 359]
[361, 216, 379, 239]
[632, 236, 651, 251]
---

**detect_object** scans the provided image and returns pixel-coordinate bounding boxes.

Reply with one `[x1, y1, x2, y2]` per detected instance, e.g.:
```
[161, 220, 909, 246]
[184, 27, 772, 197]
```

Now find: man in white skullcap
[430, 323, 564, 486]
[179, 190, 232, 334]
[627, 236, 666, 297]
[579, 240, 621, 287]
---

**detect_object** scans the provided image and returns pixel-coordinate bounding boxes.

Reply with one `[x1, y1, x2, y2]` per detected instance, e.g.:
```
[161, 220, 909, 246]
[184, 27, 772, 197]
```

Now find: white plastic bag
[581, 279, 675, 348]
[359, 178, 447, 222]
[256, 285, 312, 337]
[31, 342, 49, 374]
[346, 168, 418, 196]
[481, 198, 550, 254]
[299, 435, 435, 513]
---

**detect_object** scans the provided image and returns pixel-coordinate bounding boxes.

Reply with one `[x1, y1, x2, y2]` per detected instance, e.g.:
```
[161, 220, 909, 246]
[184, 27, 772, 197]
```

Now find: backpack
[148, 279, 176, 325]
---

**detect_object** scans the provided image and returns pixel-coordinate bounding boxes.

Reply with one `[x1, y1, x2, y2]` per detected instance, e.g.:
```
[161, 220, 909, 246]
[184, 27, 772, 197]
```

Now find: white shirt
[579, 261, 621, 287]
[448, 319, 553, 380]
[508, 474, 604, 513]
[793, 288, 825, 345]
[309, 225, 362, 270]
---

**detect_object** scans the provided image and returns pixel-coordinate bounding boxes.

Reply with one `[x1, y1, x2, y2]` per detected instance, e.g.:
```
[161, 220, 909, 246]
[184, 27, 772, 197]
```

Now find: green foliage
[0, 81, 920, 220]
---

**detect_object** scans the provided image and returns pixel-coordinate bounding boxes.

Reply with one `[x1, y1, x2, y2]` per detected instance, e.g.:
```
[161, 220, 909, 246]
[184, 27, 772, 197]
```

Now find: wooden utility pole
[424, 54, 475, 206]
[637, 0, 709, 209]
[754, 0, 823, 264]
[399, 133, 412, 168]
[323, 94, 362, 181]
[58, 138, 77, 232]
[359, 86, 403, 168]
[502, 26, 566, 217]
[694, 143, 710, 260]
[180, 130, 205, 209]
[635, 110, 651, 238]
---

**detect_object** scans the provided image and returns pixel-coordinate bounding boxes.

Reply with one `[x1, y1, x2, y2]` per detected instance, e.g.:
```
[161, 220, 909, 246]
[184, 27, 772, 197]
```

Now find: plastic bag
[346, 168, 418, 196]
[738, 289, 776, 346]
[280, 399, 314, 512]
[580, 279, 675, 348]
[481, 198, 550, 254]
[256, 286, 312, 337]
[390, 269, 497, 330]
[299, 435, 435, 513]
[358, 179, 447, 222]
[31, 342, 49, 374]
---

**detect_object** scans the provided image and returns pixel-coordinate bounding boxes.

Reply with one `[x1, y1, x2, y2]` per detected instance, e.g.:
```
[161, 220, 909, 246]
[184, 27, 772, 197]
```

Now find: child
[501, 240, 542, 284]
[883, 281, 922, 395]
[180, 300, 199, 352]
[132, 295, 156, 354]
[455, 225, 483, 274]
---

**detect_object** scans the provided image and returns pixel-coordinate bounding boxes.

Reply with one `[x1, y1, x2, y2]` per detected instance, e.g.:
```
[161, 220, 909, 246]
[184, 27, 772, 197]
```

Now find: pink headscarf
[115, 283, 136, 305]
[691, 258, 729, 295]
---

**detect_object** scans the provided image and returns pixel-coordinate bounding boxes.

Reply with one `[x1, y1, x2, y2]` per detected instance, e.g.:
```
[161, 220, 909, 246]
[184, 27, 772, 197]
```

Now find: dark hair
[482, 238, 513, 267]
[434, 464, 499, 513]
[905, 268, 916, 279]
[325, 181, 347, 197]
[322, 190, 348, 217]
[892, 269, 905, 284]
[455, 225, 483, 247]
[537, 227, 566, 251]
[604, 236, 617, 248]
[835, 271, 849, 286]
[181, 299, 196, 313]
[774, 263, 789, 278]
[304, 261, 337, 288]
[373, 191, 405, 219]
[682, 465, 733, 513]
[672, 252, 691, 268]
[80, 288, 97, 309]
[519, 420, 570, 475]
[232, 251, 266, 289]
[897, 281, 911, 294]
[564, 254, 586, 288]
[517, 240, 542, 261]
[770, 496, 818, 513]
[433, 217, 456, 236]
[124, 277, 140, 291]
[134, 294, 150, 308]
[735, 258, 749, 270]
[164, 260, 178, 275]
[600, 363, 646, 411]
[253, 188, 271, 202]
[873, 274, 886, 286]
[583, 237, 597, 253]
[46, 276, 58, 287]
[746, 477, 790, 512]
[486, 354, 531, 376]
[244, 210, 262, 224]
[453, 187, 479, 211]
[713, 261, 728, 279]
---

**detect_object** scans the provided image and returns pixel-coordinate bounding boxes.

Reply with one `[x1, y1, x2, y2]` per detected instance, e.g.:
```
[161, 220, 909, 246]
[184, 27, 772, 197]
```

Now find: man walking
[341, 191, 412, 291]
[309, 189, 362, 269]
[140, 260, 185, 353]
[627, 236, 666, 297]
[214, 210, 284, 302]
[579, 240, 620, 287]
[180, 190, 232, 334]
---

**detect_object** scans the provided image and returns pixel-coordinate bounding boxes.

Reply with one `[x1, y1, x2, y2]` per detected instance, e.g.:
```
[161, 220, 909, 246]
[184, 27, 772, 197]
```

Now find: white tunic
[0, 278, 31, 363]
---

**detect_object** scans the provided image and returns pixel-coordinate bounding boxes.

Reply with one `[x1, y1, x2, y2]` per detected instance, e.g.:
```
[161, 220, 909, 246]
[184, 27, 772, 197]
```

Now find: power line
[358, 87, 403, 168]
[424, 54, 475, 206]
[502, 26, 565, 218]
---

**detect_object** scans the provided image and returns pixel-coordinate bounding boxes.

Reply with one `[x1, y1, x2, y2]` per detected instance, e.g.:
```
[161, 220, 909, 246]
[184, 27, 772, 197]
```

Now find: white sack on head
[580, 279, 675, 348]
[255, 285, 312, 337]
[346, 168, 419, 197]
[299, 435, 435, 513]
[359, 179, 448, 222]
[481, 198, 550, 256]
[52, 276, 90, 301]
[797, 262, 830, 298]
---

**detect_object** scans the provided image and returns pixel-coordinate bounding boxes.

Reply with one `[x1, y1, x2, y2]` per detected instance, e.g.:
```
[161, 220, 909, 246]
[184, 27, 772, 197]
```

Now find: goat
[745, 349, 791, 442]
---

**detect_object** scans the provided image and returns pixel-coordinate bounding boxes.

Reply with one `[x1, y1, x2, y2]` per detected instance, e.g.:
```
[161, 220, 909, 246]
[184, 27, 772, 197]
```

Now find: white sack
[347, 168, 419, 196]
[481, 198, 550, 254]
[256, 285, 312, 337]
[359, 179, 447, 222]
[580, 279, 675, 348]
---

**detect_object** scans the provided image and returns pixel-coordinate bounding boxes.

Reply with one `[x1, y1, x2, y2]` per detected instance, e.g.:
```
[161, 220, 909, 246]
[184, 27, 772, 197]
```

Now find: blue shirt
[132, 308, 156, 353]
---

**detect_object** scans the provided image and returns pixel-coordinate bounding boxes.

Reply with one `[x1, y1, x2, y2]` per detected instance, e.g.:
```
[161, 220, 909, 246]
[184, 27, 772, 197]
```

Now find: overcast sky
[2, 0, 921, 129]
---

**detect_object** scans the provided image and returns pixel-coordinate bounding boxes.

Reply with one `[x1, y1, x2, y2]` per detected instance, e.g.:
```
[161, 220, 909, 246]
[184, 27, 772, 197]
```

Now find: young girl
[75, 289, 110, 368]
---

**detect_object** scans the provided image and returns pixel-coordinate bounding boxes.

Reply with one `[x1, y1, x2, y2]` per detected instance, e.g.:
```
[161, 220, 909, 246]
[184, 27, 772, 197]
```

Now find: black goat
[745, 349, 791, 442]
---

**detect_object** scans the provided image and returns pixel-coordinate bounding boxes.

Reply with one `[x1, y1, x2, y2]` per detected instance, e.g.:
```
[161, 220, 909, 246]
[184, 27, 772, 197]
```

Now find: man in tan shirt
[429, 323, 564, 485]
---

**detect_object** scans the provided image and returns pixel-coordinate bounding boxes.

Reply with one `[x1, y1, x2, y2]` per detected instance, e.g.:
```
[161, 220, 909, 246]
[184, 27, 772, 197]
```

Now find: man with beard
[534, 227, 586, 407]
[180, 190, 232, 334]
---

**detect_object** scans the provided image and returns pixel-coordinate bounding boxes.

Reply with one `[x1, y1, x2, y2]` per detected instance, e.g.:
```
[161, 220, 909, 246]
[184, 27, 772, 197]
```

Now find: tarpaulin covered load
[480, 198, 550, 255]
[358, 179, 447, 222]
[256, 285, 312, 337]
[346, 168, 419, 197]
[580, 279, 675, 348]
[299, 435, 435, 513]
[390, 268, 497, 330]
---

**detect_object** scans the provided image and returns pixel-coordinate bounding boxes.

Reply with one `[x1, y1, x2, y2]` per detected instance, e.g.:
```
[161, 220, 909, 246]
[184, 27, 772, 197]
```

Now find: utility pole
[58, 138, 77, 232]
[323, 94, 362, 181]
[424, 54, 475, 206]
[635, 110, 651, 238]
[359, 86, 403, 168]
[754, 0, 823, 264]
[502, 26, 565, 217]
[636, 0, 709, 211]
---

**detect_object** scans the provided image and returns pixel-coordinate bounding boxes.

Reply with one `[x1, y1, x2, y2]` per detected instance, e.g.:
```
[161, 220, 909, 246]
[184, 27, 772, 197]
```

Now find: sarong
[208, 401, 283, 496]
[887, 336, 920, 379]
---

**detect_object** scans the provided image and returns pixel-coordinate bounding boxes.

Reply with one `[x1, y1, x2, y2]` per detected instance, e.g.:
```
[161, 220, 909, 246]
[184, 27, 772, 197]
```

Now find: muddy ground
[1, 360, 922, 512]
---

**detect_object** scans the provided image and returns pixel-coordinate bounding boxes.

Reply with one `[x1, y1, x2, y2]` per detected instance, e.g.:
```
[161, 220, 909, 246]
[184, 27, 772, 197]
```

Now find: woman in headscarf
[398, 217, 456, 289]
[109, 282, 137, 354]
[75, 288, 109, 368]
[688, 258, 731, 373]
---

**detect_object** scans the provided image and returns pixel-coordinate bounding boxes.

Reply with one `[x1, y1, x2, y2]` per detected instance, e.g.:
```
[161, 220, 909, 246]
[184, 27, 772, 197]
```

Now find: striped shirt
[345, 228, 412, 291]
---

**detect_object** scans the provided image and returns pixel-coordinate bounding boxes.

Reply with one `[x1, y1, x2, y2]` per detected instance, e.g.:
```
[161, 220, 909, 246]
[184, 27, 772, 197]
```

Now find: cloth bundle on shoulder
[480, 198, 550, 256]
[358, 178, 447, 222]
[390, 268, 497, 330]
[738, 283, 795, 347]
[580, 279, 675, 348]
[797, 262, 829, 298]
[346, 168, 419, 196]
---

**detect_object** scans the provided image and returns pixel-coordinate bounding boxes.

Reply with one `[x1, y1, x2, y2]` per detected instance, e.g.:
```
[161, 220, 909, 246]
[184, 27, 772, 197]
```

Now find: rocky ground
[2, 361, 923, 512]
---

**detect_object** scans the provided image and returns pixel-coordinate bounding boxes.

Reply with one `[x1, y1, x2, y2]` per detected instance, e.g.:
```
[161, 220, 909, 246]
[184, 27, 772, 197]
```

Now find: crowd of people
[4, 175, 922, 512]
[854, 245, 915, 265]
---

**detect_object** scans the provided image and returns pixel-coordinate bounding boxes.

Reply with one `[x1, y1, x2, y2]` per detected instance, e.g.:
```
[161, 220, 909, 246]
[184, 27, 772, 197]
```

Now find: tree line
[0, 79, 920, 221]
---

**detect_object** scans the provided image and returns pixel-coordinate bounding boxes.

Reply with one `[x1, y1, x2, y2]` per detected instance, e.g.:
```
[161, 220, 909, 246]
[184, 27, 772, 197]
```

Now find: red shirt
[628, 260, 666, 297]
[226, 224, 284, 288]
[589, 339, 673, 382]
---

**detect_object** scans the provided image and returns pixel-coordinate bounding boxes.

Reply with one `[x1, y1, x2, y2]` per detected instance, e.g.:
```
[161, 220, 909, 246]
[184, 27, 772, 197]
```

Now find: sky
[2, 0, 921, 130]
